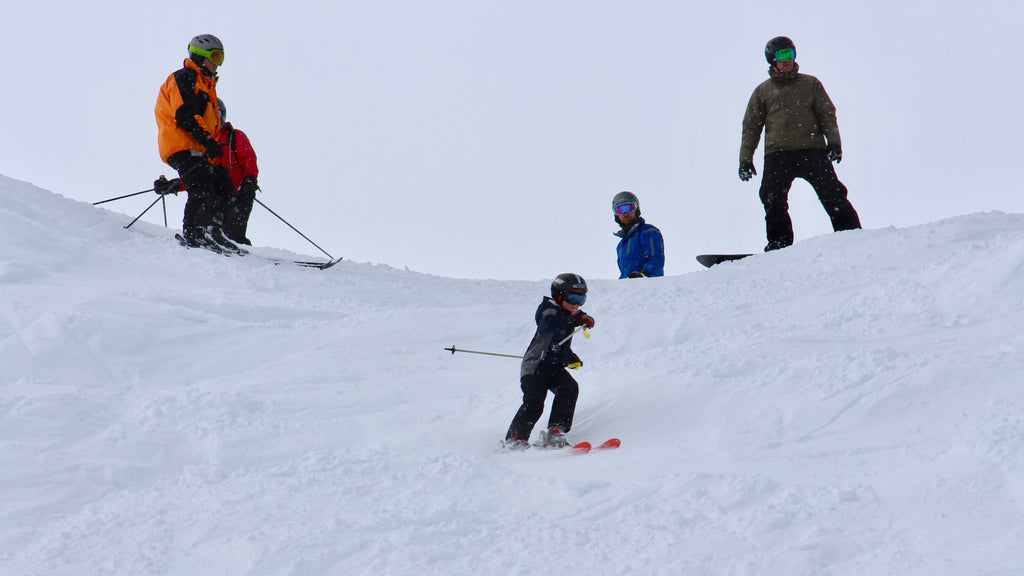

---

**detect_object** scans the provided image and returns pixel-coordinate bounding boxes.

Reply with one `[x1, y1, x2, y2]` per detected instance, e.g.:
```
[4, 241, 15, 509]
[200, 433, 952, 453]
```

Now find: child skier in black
[504, 273, 595, 450]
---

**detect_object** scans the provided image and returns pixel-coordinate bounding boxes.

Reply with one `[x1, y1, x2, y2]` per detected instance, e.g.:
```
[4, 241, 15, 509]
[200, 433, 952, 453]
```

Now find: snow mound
[3, 175, 1024, 575]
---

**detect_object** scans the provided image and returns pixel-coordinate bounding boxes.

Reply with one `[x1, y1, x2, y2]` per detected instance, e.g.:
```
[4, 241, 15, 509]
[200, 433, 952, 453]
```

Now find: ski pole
[445, 327, 589, 358]
[95, 173, 183, 210]
[123, 194, 164, 229]
[557, 325, 589, 345]
[254, 197, 335, 260]
[444, 346, 522, 359]
[93, 187, 155, 205]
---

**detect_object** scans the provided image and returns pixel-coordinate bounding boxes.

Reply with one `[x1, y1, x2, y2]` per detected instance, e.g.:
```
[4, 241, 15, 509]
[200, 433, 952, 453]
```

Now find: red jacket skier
[213, 98, 260, 245]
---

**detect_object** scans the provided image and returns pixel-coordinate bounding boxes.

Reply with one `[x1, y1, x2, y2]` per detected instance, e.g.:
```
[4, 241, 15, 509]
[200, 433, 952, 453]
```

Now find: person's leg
[171, 154, 218, 245]
[546, 370, 579, 434]
[801, 149, 862, 232]
[759, 151, 798, 250]
[506, 374, 549, 442]
[222, 191, 255, 245]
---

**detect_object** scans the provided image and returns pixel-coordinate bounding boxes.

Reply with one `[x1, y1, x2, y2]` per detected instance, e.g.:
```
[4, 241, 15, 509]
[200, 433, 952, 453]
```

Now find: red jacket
[215, 123, 259, 192]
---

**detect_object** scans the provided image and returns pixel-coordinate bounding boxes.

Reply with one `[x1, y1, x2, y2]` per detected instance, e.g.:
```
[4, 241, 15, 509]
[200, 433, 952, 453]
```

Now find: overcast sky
[3, 1, 1022, 280]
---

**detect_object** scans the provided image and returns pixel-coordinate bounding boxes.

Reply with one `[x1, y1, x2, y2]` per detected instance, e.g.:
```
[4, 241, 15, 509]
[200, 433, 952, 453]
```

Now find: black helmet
[551, 273, 588, 302]
[217, 98, 227, 121]
[765, 36, 796, 65]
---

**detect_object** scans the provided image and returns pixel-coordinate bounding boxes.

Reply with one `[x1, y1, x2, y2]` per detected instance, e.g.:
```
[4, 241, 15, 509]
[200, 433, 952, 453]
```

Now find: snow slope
[3, 174, 1024, 575]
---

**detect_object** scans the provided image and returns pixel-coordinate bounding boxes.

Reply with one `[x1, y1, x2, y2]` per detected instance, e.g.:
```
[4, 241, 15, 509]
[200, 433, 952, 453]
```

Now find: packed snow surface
[3, 174, 1024, 575]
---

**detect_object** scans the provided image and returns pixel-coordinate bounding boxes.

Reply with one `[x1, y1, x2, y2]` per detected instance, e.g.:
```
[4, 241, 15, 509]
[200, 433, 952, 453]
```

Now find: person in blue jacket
[613, 191, 665, 278]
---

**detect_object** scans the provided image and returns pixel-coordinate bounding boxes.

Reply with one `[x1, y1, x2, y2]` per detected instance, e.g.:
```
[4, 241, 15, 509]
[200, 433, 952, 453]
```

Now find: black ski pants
[758, 149, 861, 250]
[168, 152, 235, 232]
[221, 190, 255, 244]
[505, 370, 579, 442]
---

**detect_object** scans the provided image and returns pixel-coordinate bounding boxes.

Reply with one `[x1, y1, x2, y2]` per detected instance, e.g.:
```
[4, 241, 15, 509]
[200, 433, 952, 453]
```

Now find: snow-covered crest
[3, 175, 1024, 575]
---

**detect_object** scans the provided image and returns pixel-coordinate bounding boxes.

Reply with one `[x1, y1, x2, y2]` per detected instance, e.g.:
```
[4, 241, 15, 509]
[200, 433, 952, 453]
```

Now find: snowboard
[696, 254, 754, 268]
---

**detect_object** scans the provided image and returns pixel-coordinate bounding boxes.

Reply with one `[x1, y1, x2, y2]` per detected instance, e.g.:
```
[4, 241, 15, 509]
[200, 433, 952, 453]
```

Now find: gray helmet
[188, 34, 224, 66]
[612, 191, 639, 211]
[189, 34, 224, 53]
[551, 273, 588, 301]
[765, 36, 796, 65]
[612, 190, 641, 221]
[217, 98, 227, 121]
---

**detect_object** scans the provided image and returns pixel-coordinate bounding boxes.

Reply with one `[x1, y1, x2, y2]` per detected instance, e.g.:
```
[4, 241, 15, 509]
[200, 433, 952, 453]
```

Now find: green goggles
[189, 46, 225, 66]
[774, 47, 795, 62]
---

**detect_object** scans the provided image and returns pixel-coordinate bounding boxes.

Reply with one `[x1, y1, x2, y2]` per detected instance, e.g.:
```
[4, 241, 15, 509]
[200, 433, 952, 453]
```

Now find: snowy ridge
[2, 174, 1024, 575]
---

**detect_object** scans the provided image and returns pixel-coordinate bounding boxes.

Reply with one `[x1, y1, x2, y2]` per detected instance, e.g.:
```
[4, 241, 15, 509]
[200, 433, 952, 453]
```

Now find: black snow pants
[168, 151, 235, 233]
[759, 149, 861, 251]
[505, 371, 579, 442]
[221, 189, 255, 244]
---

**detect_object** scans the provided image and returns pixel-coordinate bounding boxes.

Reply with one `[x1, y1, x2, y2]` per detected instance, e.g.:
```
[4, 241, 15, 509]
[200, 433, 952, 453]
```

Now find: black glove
[567, 352, 583, 370]
[200, 134, 222, 159]
[827, 144, 842, 164]
[627, 271, 650, 278]
[153, 175, 181, 195]
[211, 164, 234, 197]
[739, 160, 757, 181]
[239, 175, 259, 199]
[575, 312, 595, 329]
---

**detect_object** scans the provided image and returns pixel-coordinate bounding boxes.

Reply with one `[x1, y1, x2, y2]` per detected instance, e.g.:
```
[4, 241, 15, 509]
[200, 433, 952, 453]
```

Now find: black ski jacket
[520, 297, 582, 378]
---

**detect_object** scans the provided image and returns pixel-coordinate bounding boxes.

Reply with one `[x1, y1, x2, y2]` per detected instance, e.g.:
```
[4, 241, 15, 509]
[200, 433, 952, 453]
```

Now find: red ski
[570, 442, 591, 454]
[570, 438, 620, 454]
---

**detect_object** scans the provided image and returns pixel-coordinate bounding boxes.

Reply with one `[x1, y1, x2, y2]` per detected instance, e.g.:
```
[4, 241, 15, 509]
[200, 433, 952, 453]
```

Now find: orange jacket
[155, 59, 221, 163]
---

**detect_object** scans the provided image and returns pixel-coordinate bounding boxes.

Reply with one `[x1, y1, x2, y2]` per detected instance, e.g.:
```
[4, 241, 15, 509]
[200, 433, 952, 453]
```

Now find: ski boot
[537, 428, 570, 449]
[206, 226, 247, 255]
[179, 226, 224, 253]
[503, 437, 531, 451]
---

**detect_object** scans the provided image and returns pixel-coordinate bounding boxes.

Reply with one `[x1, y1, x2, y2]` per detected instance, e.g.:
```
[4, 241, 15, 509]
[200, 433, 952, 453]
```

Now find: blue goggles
[614, 202, 637, 216]
[563, 292, 586, 305]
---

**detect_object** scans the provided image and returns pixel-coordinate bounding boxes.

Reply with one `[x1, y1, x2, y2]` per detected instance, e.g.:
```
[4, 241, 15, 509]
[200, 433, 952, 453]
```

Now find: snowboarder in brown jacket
[739, 36, 861, 252]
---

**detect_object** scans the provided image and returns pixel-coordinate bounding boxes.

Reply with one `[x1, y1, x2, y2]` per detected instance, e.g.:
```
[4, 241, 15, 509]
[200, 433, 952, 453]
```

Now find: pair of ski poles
[94, 185, 170, 228]
[94, 179, 336, 261]
[445, 326, 590, 359]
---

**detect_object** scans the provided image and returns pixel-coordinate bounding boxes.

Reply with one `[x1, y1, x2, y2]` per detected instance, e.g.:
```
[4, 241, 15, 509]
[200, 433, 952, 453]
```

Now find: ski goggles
[563, 292, 587, 306]
[774, 47, 795, 62]
[189, 46, 225, 66]
[614, 202, 638, 216]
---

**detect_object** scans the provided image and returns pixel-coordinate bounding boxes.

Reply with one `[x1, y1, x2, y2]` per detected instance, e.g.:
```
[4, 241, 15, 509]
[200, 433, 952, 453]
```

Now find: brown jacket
[739, 63, 840, 163]
[155, 59, 221, 164]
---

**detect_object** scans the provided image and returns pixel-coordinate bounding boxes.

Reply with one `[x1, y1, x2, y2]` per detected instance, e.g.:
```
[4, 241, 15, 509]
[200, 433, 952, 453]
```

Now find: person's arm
[171, 69, 220, 157]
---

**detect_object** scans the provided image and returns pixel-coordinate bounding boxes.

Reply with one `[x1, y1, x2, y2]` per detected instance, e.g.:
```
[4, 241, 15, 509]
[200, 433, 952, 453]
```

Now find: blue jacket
[615, 218, 665, 278]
